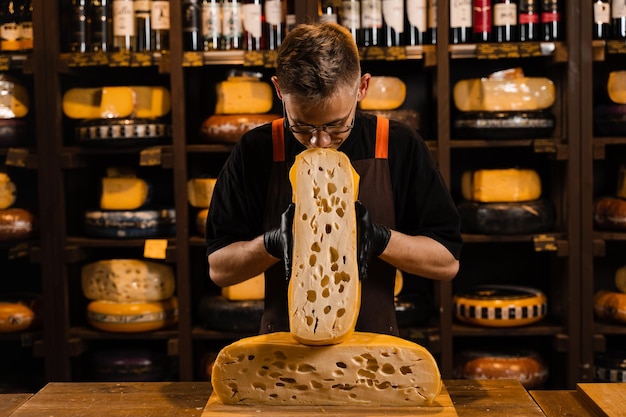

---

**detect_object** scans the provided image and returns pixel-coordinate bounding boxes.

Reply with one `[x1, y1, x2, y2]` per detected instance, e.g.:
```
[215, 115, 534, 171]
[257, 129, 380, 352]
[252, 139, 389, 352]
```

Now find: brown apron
[260, 116, 399, 335]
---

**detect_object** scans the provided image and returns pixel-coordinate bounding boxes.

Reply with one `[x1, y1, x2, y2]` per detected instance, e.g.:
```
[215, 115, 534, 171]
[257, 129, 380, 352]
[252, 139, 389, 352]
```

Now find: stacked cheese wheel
[0, 75, 30, 146]
[62, 85, 172, 146]
[83, 167, 175, 238]
[358, 76, 420, 130]
[452, 67, 556, 139]
[201, 74, 280, 144]
[82, 259, 178, 332]
[0, 293, 40, 333]
[0, 172, 36, 241]
[593, 165, 626, 231]
[211, 149, 443, 407]
[187, 177, 216, 237]
[593, 265, 626, 324]
[453, 284, 548, 327]
[594, 350, 626, 382]
[87, 347, 177, 382]
[457, 168, 554, 235]
[594, 71, 626, 136]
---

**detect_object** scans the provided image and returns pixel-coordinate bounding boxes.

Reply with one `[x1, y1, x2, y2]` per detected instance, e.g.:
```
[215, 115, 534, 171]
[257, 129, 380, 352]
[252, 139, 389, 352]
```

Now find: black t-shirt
[206, 111, 462, 260]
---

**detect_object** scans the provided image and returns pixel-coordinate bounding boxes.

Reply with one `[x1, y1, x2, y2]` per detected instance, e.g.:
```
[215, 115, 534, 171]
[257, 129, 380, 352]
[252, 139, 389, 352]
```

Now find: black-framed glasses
[282, 95, 358, 136]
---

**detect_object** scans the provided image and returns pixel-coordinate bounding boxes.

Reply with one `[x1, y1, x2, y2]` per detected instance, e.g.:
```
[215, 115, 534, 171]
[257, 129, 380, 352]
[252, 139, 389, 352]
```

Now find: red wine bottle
[406, 0, 426, 45]
[450, 0, 472, 44]
[243, 0, 264, 50]
[541, 0, 562, 41]
[71, 0, 90, 52]
[493, 0, 518, 42]
[361, 0, 383, 46]
[473, 0, 492, 42]
[91, 0, 113, 51]
[134, 0, 152, 51]
[383, 0, 404, 46]
[594, 0, 610, 40]
[519, 0, 539, 41]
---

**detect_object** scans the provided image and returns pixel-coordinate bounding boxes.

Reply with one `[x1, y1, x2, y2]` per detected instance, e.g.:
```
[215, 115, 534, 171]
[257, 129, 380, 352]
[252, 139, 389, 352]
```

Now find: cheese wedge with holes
[461, 168, 542, 203]
[215, 77, 274, 114]
[81, 259, 175, 302]
[359, 76, 406, 111]
[289, 148, 360, 346]
[211, 331, 442, 406]
[453, 77, 555, 112]
[221, 273, 265, 301]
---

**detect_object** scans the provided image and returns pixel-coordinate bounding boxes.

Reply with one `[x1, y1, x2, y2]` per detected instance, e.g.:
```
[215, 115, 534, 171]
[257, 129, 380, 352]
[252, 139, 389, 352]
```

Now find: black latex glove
[356, 201, 391, 281]
[263, 203, 295, 281]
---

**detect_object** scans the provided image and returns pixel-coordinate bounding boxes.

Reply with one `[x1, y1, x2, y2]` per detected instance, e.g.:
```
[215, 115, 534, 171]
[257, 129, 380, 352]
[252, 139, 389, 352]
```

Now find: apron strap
[272, 118, 286, 162]
[375, 116, 389, 159]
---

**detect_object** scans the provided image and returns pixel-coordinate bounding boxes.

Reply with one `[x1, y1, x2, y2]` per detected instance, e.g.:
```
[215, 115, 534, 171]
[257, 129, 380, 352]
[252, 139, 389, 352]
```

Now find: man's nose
[309, 129, 332, 148]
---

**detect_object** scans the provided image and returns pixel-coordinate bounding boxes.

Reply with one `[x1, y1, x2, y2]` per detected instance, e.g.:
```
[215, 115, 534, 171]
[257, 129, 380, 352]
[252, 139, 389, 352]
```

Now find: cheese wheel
[616, 266, 626, 293]
[211, 332, 442, 406]
[0, 301, 36, 333]
[594, 350, 626, 382]
[457, 199, 555, 235]
[0, 119, 29, 146]
[221, 273, 265, 301]
[63, 86, 171, 119]
[197, 295, 263, 333]
[187, 178, 217, 208]
[88, 348, 176, 382]
[288, 148, 360, 346]
[200, 114, 280, 144]
[196, 208, 208, 236]
[81, 259, 175, 302]
[453, 285, 547, 327]
[594, 291, 626, 324]
[0, 208, 36, 241]
[215, 78, 274, 114]
[83, 208, 176, 239]
[461, 169, 542, 203]
[608, 71, 626, 104]
[593, 197, 626, 231]
[453, 110, 556, 139]
[87, 297, 178, 332]
[0, 172, 16, 210]
[454, 349, 549, 389]
[100, 177, 150, 211]
[0, 77, 29, 118]
[359, 76, 406, 111]
[453, 77, 556, 112]
[76, 118, 172, 146]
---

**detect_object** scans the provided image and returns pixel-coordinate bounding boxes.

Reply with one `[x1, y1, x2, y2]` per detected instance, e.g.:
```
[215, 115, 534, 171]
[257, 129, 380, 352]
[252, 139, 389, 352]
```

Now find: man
[206, 22, 462, 336]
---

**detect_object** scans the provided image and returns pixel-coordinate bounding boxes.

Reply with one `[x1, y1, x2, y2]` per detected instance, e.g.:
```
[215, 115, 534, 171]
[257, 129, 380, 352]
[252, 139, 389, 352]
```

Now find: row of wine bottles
[0, 0, 33, 53]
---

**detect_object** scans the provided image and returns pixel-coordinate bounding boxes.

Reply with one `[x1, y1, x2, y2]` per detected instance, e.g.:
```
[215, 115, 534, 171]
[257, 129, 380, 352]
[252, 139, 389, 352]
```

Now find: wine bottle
[242, 0, 263, 50]
[70, 0, 90, 52]
[360, 0, 383, 46]
[91, 0, 113, 52]
[383, 0, 403, 46]
[613, 0, 626, 39]
[406, 0, 426, 45]
[473, 0, 492, 42]
[222, 0, 243, 49]
[286, 0, 296, 31]
[427, 0, 436, 44]
[182, 0, 201, 50]
[151, 0, 169, 51]
[341, 0, 360, 44]
[493, 0, 518, 42]
[134, 0, 152, 51]
[202, 0, 221, 50]
[450, 0, 472, 44]
[18, 0, 32, 51]
[519, 0, 539, 41]
[319, 0, 338, 23]
[541, 0, 561, 41]
[264, 0, 284, 50]
[113, 0, 135, 51]
[594, 0, 610, 40]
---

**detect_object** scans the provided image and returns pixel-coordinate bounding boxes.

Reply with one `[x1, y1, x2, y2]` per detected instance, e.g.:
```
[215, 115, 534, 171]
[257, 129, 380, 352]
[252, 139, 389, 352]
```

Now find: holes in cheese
[214, 77, 274, 115]
[0, 172, 16, 210]
[288, 149, 360, 346]
[211, 331, 442, 406]
[358, 76, 406, 111]
[62, 86, 171, 119]
[461, 168, 542, 203]
[81, 259, 175, 302]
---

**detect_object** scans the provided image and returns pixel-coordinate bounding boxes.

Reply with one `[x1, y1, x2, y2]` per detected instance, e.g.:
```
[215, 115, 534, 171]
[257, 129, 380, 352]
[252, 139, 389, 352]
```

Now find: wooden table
[7, 379, 546, 417]
[0, 394, 31, 417]
[531, 383, 626, 417]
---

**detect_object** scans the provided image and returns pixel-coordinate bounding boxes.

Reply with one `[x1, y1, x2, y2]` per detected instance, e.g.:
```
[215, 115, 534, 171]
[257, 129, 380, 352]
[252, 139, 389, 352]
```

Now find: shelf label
[144, 239, 168, 259]
[183, 51, 203, 67]
[533, 234, 557, 252]
[5, 147, 29, 168]
[139, 146, 163, 166]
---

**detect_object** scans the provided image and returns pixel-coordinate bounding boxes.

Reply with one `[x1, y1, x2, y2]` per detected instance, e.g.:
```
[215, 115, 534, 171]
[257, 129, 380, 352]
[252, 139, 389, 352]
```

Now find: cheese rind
[81, 259, 175, 302]
[289, 148, 360, 346]
[461, 168, 542, 202]
[211, 332, 442, 406]
[453, 77, 555, 112]
[87, 297, 178, 332]
[221, 273, 265, 301]
[187, 178, 217, 208]
[215, 78, 273, 114]
[0, 302, 36, 332]
[359, 76, 406, 111]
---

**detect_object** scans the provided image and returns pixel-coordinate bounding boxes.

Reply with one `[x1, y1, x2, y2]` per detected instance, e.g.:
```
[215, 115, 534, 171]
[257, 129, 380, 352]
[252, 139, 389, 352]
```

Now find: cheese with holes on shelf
[461, 168, 542, 203]
[215, 76, 273, 115]
[81, 259, 175, 302]
[87, 297, 178, 332]
[0, 172, 16, 209]
[359, 76, 406, 110]
[211, 332, 442, 406]
[288, 148, 360, 346]
[187, 178, 217, 208]
[100, 176, 150, 210]
[221, 273, 265, 301]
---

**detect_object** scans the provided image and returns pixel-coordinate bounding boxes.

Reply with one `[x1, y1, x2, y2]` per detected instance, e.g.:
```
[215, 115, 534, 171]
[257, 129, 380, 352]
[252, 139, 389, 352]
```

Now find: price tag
[131, 51, 154, 67]
[144, 239, 168, 259]
[533, 234, 557, 252]
[5, 147, 28, 168]
[183, 51, 203, 66]
[109, 51, 132, 67]
[0, 55, 11, 71]
[139, 146, 163, 166]
[264, 50, 278, 68]
[243, 51, 265, 67]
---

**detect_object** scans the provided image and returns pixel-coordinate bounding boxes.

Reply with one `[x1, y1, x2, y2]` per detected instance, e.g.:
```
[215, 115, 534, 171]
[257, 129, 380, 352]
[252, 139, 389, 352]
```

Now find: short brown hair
[275, 22, 361, 102]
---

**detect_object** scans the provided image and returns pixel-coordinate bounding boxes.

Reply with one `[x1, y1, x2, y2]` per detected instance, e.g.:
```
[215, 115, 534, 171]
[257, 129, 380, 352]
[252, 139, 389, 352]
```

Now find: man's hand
[356, 201, 391, 281]
[263, 203, 295, 281]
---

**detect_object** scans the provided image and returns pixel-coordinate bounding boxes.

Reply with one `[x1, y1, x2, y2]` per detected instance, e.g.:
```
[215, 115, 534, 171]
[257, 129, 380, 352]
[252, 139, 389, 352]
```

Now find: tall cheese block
[288, 148, 360, 345]
[211, 332, 442, 406]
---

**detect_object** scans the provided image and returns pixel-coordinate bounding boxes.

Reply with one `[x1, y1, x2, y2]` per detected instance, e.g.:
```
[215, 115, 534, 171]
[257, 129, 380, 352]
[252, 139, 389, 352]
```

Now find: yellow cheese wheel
[453, 77, 555, 112]
[608, 71, 626, 104]
[211, 331, 442, 406]
[215, 77, 273, 115]
[453, 285, 547, 327]
[100, 177, 150, 210]
[87, 297, 178, 332]
[359, 76, 406, 111]
[221, 273, 265, 301]
[0, 301, 36, 333]
[62, 86, 171, 119]
[0, 172, 16, 210]
[461, 168, 542, 203]
[187, 178, 217, 208]
[594, 291, 626, 323]
[288, 148, 361, 346]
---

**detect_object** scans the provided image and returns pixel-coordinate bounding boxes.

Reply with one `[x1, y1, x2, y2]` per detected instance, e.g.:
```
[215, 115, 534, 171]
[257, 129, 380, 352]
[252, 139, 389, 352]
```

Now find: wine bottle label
[113, 0, 136, 36]
[242, 3, 262, 38]
[595, 2, 610, 23]
[383, 0, 404, 33]
[202, 3, 221, 38]
[428, 0, 437, 29]
[407, 0, 427, 31]
[361, 0, 383, 29]
[341, 1, 361, 29]
[450, 0, 472, 28]
[493, 3, 517, 26]
[222, 3, 243, 38]
[265, 0, 283, 26]
[151, 1, 170, 30]
[612, 0, 626, 18]
[473, 0, 491, 32]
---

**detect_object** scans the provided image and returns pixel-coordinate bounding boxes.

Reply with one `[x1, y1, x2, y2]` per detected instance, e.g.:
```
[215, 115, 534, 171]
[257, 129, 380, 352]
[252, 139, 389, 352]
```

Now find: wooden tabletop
[7, 379, 546, 417]
[530, 383, 626, 417]
[0, 393, 32, 417]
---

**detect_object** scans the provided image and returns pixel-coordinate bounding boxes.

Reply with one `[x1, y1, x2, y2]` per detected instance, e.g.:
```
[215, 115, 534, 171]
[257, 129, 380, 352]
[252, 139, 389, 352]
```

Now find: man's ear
[358, 73, 371, 101]
[271, 76, 283, 100]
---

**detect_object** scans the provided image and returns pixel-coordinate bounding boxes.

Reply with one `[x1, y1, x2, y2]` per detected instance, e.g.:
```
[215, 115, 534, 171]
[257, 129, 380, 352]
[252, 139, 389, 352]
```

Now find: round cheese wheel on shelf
[0, 208, 36, 241]
[75, 118, 172, 147]
[197, 295, 263, 333]
[358, 76, 406, 110]
[453, 285, 548, 327]
[453, 110, 555, 139]
[457, 199, 554, 235]
[594, 350, 626, 382]
[86, 296, 178, 332]
[593, 197, 626, 231]
[0, 119, 28, 146]
[0, 294, 40, 333]
[454, 348, 549, 389]
[83, 208, 175, 239]
[88, 348, 177, 382]
[593, 291, 626, 324]
[200, 114, 280, 144]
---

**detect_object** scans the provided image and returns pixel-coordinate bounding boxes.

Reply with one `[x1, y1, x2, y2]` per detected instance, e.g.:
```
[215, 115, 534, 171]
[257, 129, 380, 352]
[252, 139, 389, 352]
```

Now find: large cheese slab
[453, 77, 555, 112]
[221, 273, 264, 301]
[461, 168, 542, 203]
[215, 77, 273, 114]
[288, 148, 360, 345]
[211, 332, 442, 406]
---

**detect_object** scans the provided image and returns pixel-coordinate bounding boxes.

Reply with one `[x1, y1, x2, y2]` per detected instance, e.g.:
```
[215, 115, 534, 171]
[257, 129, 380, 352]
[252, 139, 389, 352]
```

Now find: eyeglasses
[283, 94, 358, 136]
